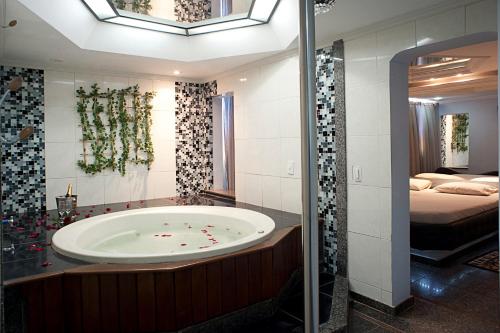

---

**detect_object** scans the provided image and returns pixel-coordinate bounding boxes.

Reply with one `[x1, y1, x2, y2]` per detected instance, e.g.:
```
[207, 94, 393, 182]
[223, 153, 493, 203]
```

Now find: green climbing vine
[113, 0, 152, 15]
[76, 84, 155, 176]
[451, 113, 469, 153]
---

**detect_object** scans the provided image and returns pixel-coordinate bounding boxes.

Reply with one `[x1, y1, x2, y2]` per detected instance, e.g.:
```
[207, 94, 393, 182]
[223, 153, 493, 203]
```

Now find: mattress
[410, 173, 499, 250]
[410, 189, 498, 225]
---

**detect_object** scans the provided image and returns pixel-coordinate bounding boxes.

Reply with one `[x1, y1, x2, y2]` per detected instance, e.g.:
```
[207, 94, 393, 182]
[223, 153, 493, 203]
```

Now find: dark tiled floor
[239, 272, 336, 332]
[237, 240, 499, 333]
[350, 239, 500, 333]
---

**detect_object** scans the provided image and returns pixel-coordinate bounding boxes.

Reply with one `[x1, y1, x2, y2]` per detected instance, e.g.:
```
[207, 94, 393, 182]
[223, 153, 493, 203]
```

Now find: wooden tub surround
[6, 226, 302, 333]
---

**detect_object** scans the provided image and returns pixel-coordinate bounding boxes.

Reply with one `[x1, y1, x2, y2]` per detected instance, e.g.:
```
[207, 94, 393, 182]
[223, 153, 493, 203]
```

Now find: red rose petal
[126, 203, 130, 209]
[85, 214, 91, 218]
[41, 261, 52, 267]
[207, 225, 215, 228]
[29, 232, 40, 239]
[180, 243, 187, 246]
[106, 208, 112, 212]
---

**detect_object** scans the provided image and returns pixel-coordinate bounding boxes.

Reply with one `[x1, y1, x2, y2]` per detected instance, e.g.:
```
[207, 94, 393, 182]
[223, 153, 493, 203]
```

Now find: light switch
[353, 165, 362, 182]
[287, 160, 295, 176]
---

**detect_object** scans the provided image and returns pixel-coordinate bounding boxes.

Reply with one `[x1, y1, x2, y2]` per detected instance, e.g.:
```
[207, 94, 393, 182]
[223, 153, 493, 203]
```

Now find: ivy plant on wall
[76, 84, 155, 176]
[451, 113, 469, 153]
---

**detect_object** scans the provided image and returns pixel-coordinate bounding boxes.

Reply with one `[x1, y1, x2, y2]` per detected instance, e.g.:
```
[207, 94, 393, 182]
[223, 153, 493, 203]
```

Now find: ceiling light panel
[188, 19, 262, 35]
[82, 0, 117, 19]
[82, 0, 281, 36]
[106, 16, 187, 35]
[249, 0, 280, 22]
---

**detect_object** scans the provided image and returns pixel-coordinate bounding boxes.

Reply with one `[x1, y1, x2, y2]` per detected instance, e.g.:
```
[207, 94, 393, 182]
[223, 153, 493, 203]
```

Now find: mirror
[112, 0, 254, 23]
[440, 113, 470, 169]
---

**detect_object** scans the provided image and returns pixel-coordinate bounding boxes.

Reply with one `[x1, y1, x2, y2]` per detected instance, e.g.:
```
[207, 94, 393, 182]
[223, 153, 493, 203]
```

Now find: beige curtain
[409, 102, 441, 175]
[409, 103, 420, 176]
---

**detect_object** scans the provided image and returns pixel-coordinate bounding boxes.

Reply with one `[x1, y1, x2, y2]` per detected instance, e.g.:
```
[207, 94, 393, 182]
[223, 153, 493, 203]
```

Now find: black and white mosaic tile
[316, 46, 338, 274]
[175, 81, 217, 196]
[0, 66, 46, 215]
[175, 0, 211, 23]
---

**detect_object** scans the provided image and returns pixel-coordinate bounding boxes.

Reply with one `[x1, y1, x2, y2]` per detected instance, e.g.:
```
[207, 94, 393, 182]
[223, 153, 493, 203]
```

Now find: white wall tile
[345, 84, 379, 136]
[349, 278, 382, 302]
[129, 78, 154, 94]
[280, 138, 301, 179]
[376, 83, 391, 136]
[344, 34, 378, 88]
[244, 174, 262, 206]
[152, 171, 176, 199]
[77, 175, 105, 207]
[260, 139, 281, 176]
[277, 97, 301, 138]
[466, 0, 497, 34]
[235, 172, 246, 203]
[280, 178, 301, 214]
[44, 107, 76, 143]
[150, 140, 176, 172]
[347, 185, 383, 238]
[416, 7, 466, 46]
[348, 232, 382, 288]
[104, 175, 131, 204]
[45, 71, 75, 108]
[380, 239, 392, 292]
[152, 80, 175, 111]
[75, 73, 104, 92]
[376, 22, 416, 84]
[245, 139, 263, 174]
[262, 176, 281, 210]
[45, 142, 77, 179]
[101, 75, 129, 91]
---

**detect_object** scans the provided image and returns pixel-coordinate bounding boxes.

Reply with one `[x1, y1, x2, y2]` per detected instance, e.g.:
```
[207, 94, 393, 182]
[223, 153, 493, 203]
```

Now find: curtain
[222, 95, 235, 191]
[409, 103, 420, 176]
[409, 102, 441, 175]
[220, 0, 232, 16]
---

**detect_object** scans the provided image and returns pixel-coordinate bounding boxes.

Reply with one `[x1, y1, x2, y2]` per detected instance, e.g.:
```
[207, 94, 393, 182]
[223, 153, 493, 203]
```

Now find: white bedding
[410, 173, 499, 224]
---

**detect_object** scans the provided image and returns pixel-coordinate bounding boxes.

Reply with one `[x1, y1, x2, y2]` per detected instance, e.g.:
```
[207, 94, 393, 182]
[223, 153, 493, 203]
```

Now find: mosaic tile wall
[316, 46, 338, 274]
[0, 66, 46, 215]
[175, 81, 217, 196]
[175, 0, 211, 23]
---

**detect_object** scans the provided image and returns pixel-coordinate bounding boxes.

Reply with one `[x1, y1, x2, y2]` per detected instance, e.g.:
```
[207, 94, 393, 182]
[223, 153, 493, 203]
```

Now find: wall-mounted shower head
[8, 77, 22, 92]
[0, 76, 23, 107]
[0, 126, 34, 145]
[1, 19, 17, 28]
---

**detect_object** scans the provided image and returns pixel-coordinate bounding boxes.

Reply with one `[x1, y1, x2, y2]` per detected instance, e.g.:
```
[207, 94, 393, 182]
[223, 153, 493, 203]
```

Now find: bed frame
[410, 208, 498, 262]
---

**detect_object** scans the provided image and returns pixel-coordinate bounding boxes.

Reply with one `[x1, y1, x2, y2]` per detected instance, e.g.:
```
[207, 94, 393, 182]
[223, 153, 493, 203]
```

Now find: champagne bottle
[66, 183, 73, 197]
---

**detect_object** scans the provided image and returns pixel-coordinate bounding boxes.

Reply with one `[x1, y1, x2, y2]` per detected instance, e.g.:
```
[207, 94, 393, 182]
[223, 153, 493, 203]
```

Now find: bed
[410, 173, 499, 261]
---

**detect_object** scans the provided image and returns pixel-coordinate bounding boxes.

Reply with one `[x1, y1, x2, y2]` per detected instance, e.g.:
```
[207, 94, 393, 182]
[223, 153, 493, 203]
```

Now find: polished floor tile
[352, 239, 499, 333]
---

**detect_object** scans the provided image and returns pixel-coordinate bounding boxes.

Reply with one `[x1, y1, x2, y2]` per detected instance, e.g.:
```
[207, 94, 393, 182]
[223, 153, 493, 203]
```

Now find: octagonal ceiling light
[82, 0, 280, 36]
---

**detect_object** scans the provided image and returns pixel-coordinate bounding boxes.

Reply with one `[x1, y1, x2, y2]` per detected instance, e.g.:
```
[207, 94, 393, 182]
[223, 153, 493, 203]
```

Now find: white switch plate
[287, 160, 295, 176]
[353, 165, 362, 182]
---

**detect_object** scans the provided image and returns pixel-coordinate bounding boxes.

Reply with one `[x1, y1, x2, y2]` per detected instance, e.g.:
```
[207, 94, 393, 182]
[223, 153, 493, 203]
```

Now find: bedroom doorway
[390, 32, 499, 325]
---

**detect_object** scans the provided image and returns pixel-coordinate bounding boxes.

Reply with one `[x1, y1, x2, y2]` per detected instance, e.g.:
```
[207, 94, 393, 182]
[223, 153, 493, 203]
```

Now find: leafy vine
[451, 113, 469, 153]
[76, 84, 156, 176]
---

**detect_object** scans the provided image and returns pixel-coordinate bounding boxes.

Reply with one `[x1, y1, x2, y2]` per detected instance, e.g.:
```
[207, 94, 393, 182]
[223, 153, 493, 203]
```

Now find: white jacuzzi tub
[51, 206, 275, 264]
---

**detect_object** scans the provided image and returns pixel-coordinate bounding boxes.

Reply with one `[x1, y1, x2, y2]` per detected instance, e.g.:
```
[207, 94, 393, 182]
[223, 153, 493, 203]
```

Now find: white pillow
[414, 173, 464, 181]
[410, 178, 432, 191]
[434, 182, 498, 196]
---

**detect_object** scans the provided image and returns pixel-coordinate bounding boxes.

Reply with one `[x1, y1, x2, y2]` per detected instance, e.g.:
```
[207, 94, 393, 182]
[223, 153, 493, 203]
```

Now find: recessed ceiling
[409, 41, 498, 102]
[1, 0, 460, 79]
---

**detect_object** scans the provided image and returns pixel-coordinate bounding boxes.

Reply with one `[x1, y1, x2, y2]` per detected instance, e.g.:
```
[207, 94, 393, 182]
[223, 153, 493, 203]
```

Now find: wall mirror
[440, 113, 470, 169]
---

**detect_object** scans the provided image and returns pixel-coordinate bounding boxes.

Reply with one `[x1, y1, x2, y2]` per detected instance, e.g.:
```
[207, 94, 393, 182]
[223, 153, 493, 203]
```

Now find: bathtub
[52, 206, 275, 264]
